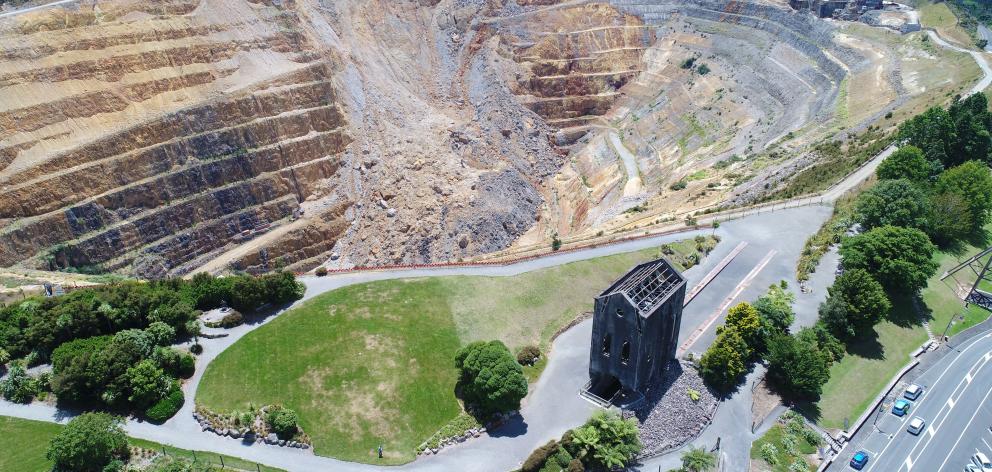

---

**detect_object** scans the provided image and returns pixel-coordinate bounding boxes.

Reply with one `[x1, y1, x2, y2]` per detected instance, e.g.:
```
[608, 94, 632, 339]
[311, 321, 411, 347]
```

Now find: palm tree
[681, 446, 717, 472]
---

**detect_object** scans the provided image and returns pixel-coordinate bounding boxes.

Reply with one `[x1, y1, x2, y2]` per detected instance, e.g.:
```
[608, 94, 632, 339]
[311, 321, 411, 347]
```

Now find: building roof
[599, 258, 685, 317]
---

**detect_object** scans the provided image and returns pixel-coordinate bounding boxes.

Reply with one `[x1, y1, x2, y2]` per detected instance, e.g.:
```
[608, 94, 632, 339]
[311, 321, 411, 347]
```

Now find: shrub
[0, 362, 38, 403]
[760, 443, 779, 465]
[697, 63, 711, 75]
[781, 434, 800, 456]
[789, 459, 811, 472]
[455, 341, 528, 416]
[189, 343, 203, 355]
[516, 345, 541, 366]
[552, 233, 562, 252]
[47, 413, 129, 472]
[670, 180, 688, 191]
[267, 407, 300, 439]
[145, 384, 184, 423]
[0, 348, 9, 366]
[522, 440, 558, 472]
[687, 388, 701, 402]
[315, 266, 328, 277]
[567, 458, 584, 472]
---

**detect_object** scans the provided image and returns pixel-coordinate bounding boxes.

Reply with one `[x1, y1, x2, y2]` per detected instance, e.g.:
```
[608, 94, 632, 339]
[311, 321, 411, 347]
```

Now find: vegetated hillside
[0, 0, 953, 276]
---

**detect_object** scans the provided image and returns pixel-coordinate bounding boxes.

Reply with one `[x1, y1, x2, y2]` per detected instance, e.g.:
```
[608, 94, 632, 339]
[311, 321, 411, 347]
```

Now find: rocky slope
[0, 0, 928, 275]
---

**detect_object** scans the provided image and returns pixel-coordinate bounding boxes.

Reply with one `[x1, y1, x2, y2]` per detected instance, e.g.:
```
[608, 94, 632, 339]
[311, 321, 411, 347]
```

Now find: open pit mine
[0, 0, 948, 277]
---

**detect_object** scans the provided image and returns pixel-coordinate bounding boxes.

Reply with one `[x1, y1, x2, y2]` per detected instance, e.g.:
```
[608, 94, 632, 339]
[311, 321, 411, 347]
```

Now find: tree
[723, 302, 762, 355]
[898, 106, 954, 170]
[571, 411, 641, 470]
[877, 146, 930, 183]
[827, 269, 892, 334]
[818, 294, 853, 340]
[796, 324, 845, 365]
[754, 284, 795, 334]
[126, 359, 171, 408]
[0, 347, 9, 366]
[927, 191, 974, 245]
[145, 322, 176, 347]
[935, 160, 992, 230]
[948, 93, 992, 167]
[854, 179, 930, 232]
[766, 334, 830, 401]
[699, 328, 747, 392]
[46, 413, 129, 472]
[840, 225, 938, 293]
[454, 340, 528, 415]
[681, 446, 717, 472]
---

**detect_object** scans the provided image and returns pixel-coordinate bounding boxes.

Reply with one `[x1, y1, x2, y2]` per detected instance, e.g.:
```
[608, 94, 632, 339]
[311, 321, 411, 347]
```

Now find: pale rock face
[0, 0, 921, 275]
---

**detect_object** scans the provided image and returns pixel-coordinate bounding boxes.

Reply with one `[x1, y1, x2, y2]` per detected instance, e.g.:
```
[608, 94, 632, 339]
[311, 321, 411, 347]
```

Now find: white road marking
[866, 339, 992, 472]
[966, 372, 974, 383]
[936, 385, 992, 471]
[904, 457, 913, 470]
[983, 438, 991, 450]
[947, 397, 957, 408]
[927, 426, 935, 437]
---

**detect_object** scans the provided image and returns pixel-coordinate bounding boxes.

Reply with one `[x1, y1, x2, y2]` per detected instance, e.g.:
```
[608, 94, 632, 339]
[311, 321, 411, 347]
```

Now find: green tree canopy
[126, 359, 171, 408]
[700, 328, 747, 393]
[46, 413, 129, 472]
[765, 333, 831, 401]
[898, 106, 954, 169]
[927, 191, 974, 245]
[754, 284, 796, 334]
[877, 146, 930, 183]
[723, 302, 762, 355]
[840, 225, 938, 293]
[454, 340, 528, 415]
[935, 160, 992, 231]
[827, 269, 892, 334]
[854, 179, 930, 231]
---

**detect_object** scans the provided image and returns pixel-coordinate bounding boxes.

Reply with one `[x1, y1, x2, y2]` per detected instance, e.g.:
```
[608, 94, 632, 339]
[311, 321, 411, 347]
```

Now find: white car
[904, 384, 923, 401]
[907, 417, 925, 435]
[974, 452, 992, 471]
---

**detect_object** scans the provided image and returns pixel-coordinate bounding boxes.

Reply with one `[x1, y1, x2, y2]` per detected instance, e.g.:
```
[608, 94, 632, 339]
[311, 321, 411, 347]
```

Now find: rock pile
[624, 361, 719, 457]
[192, 410, 310, 450]
[418, 426, 487, 456]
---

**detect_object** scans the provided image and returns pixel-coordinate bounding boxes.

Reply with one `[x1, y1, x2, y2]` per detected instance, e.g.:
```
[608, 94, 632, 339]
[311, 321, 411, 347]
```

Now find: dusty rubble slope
[0, 0, 942, 276]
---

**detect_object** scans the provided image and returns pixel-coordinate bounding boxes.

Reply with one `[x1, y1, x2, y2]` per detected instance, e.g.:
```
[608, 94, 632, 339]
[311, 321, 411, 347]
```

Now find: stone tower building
[588, 258, 686, 403]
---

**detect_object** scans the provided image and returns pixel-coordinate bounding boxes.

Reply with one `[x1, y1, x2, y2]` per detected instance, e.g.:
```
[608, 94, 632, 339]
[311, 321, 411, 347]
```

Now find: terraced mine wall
[0, 62, 351, 276]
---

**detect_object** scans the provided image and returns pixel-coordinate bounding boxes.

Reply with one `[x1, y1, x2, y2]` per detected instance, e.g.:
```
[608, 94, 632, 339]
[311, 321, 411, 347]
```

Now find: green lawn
[923, 244, 992, 338]
[919, 1, 975, 47]
[199, 237, 713, 464]
[807, 297, 930, 430]
[750, 423, 818, 472]
[0, 415, 282, 472]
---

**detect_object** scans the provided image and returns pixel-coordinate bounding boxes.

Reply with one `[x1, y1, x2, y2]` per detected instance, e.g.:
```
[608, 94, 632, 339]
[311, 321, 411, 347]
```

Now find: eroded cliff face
[0, 0, 912, 275]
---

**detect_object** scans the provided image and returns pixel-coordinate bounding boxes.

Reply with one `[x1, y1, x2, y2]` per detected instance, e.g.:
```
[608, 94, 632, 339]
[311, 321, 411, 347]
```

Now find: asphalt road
[831, 331, 992, 472]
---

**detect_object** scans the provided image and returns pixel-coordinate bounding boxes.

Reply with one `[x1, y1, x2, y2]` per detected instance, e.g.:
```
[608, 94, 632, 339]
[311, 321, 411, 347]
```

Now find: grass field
[750, 423, 818, 472]
[924, 235, 992, 338]
[0, 415, 282, 472]
[810, 229, 991, 430]
[919, 1, 975, 47]
[199, 237, 713, 464]
[808, 295, 930, 430]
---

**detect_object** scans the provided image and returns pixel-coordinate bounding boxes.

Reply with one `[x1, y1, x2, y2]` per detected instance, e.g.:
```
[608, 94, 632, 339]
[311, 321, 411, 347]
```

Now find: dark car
[851, 450, 870, 470]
